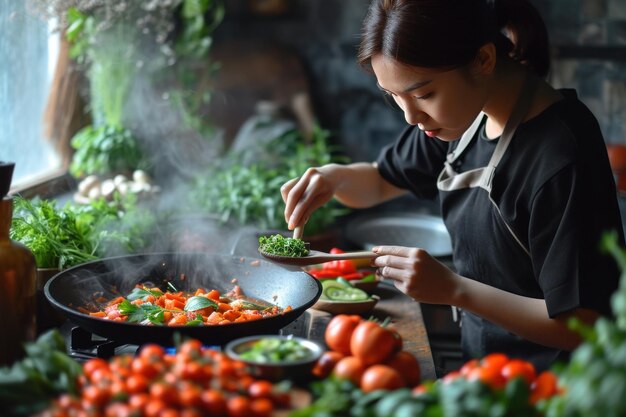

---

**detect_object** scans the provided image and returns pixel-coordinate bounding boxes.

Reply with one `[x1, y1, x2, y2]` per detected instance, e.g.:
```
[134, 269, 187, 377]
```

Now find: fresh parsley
[117, 300, 165, 325]
[258, 234, 309, 257]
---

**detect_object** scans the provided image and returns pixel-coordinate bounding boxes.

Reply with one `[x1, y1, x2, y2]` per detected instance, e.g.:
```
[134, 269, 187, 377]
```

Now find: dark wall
[214, 0, 626, 163]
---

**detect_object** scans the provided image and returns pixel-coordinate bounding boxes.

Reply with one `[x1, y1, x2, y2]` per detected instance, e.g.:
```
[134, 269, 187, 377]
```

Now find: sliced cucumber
[323, 286, 370, 301]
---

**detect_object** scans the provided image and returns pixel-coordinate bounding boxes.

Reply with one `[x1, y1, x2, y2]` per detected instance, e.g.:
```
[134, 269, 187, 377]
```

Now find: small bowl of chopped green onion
[224, 335, 324, 383]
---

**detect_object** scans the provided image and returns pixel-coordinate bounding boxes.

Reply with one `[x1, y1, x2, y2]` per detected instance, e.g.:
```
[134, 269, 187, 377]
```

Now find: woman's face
[371, 54, 487, 141]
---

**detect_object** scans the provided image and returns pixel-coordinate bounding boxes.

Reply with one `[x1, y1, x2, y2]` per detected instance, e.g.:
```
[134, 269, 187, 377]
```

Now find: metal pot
[344, 213, 453, 258]
[44, 252, 322, 346]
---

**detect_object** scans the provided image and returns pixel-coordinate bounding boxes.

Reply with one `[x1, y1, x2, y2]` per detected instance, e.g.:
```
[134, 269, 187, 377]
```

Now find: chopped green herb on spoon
[258, 234, 309, 257]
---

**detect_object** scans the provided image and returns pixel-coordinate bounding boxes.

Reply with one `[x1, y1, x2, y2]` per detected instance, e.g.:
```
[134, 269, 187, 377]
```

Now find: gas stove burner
[66, 325, 140, 361]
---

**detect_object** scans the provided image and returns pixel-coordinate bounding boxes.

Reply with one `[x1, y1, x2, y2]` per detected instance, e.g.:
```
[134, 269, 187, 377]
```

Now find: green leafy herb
[184, 296, 218, 312]
[189, 125, 350, 235]
[117, 300, 166, 325]
[10, 195, 157, 269]
[540, 230, 626, 417]
[126, 286, 163, 302]
[258, 234, 309, 257]
[10, 196, 98, 269]
[69, 125, 146, 178]
[0, 330, 82, 417]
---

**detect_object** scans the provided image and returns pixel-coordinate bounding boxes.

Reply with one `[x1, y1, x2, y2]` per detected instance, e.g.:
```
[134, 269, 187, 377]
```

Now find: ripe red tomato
[139, 344, 166, 361]
[248, 380, 274, 399]
[126, 374, 149, 394]
[149, 382, 178, 406]
[385, 350, 421, 387]
[530, 371, 559, 404]
[350, 320, 398, 366]
[458, 358, 480, 376]
[333, 356, 366, 386]
[178, 382, 203, 408]
[178, 339, 203, 358]
[325, 314, 362, 355]
[501, 359, 536, 384]
[82, 385, 111, 408]
[131, 357, 161, 379]
[104, 402, 134, 417]
[480, 353, 509, 370]
[250, 398, 274, 417]
[386, 326, 403, 352]
[441, 370, 461, 383]
[360, 365, 404, 392]
[83, 358, 109, 380]
[143, 399, 167, 417]
[201, 389, 227, 415]
[312, 351, 344, 379]
[227, 395, 252, 417]
[467, 363, 507, 390]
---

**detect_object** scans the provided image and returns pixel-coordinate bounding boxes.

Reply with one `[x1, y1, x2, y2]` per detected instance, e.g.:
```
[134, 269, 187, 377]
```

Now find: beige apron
[437, 74, 538, 255]
[436, 74, 562, 371]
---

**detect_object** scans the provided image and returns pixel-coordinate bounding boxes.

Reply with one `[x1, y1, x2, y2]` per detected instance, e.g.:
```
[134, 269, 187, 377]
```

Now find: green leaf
[184, 296, 218, 312]
[126, 287, 163, 301]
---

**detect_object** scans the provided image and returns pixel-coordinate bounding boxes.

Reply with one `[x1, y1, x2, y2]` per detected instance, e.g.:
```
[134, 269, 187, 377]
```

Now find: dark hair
[358, 0, 550, 78]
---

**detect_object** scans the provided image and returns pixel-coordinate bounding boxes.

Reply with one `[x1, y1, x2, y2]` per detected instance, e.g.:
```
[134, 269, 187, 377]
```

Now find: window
[0, 1, 61, 190]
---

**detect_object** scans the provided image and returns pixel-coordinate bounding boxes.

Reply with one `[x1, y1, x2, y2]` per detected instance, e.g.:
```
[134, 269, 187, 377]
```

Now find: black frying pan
[44, 253, 322, 346]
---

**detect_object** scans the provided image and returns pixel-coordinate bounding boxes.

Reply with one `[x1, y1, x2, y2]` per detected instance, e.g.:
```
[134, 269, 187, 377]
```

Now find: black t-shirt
[377, 90, 623, 364]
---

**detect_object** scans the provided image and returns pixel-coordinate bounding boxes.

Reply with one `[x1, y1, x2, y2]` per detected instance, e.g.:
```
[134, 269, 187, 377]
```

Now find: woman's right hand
[281, 162, 406, 231]
[281, 164, 340, 231]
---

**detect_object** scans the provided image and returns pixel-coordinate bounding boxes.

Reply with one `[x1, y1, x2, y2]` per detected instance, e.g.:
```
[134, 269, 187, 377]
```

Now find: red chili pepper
[323, 259, 357, 274]
[308, 269, 344, 278]
[330, 247, 345, 254]
[339, 272, 366, 280]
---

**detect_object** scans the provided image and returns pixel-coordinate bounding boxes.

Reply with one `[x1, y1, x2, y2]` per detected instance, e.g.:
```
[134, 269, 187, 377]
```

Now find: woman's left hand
[371, 245, 460, 305]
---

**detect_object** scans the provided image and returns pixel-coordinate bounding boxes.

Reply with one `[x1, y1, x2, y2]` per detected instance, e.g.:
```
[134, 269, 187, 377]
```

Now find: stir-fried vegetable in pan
[83, 285, 292, 326]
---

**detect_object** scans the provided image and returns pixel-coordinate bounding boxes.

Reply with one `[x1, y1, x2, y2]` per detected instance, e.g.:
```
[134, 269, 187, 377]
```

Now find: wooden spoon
[258, 249, 376, 267]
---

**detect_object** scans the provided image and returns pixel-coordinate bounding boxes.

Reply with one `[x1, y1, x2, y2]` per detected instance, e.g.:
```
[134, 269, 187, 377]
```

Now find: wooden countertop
[296, 281, 437, 382]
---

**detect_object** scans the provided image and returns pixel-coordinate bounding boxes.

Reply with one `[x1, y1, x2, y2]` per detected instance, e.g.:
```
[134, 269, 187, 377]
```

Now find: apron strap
[480, 74, 538, 192]
[437, 73, 538, 193]
[446, 112, 486, 165]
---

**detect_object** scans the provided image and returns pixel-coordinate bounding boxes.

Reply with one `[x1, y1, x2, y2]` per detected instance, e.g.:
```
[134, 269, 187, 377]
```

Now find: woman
[281, 0, 625, 371]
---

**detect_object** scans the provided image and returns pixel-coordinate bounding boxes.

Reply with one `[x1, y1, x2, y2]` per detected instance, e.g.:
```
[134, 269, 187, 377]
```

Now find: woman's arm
[453, 276, 597, 350]
[281, 162, 406, 230]
[372, 245, 598, 351]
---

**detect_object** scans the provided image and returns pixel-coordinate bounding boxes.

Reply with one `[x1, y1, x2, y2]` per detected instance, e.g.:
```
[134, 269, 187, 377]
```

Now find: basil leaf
[184, 296, 218, 312]
[126, 287, 162, 301]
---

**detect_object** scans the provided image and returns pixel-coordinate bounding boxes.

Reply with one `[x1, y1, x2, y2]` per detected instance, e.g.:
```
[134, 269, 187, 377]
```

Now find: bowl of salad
[224, 335, 324, 383]
[312, 278, 380, 315]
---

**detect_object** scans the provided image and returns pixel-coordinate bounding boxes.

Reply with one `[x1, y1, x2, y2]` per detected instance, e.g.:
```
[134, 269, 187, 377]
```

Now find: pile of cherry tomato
[424, 353, 561, 405]
[313, 314, 421, 392]
[45, 339, 290, 417]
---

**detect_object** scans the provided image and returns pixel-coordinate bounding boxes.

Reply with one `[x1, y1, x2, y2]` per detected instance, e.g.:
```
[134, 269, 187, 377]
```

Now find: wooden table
[292, 281, 437, 382]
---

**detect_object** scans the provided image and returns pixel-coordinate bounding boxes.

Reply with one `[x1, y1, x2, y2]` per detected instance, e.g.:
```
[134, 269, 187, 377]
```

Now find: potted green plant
[10, 195, 157, 331]
[36, 0, 226, 179]
[189, 124, 351, 250]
